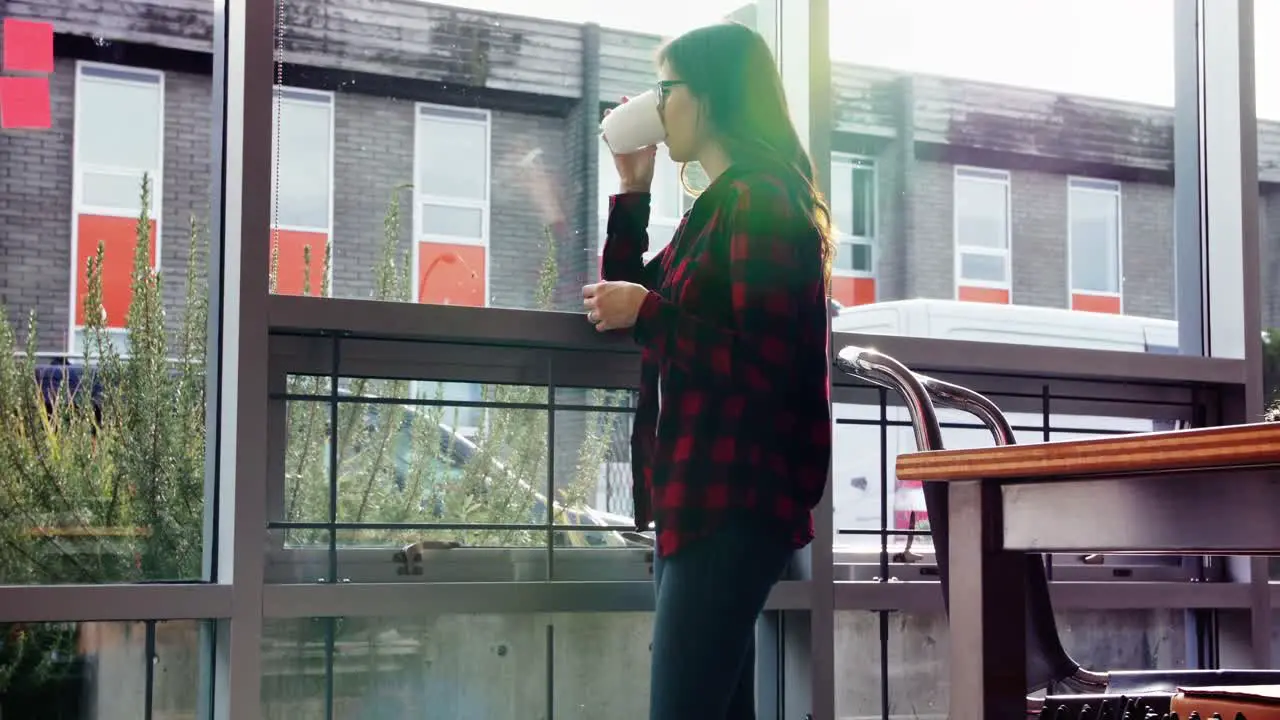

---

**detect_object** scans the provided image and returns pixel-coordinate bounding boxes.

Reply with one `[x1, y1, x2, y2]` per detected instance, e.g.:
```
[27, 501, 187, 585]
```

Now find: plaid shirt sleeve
[631, 178, 815, 392]
[601, 192, 667, 287]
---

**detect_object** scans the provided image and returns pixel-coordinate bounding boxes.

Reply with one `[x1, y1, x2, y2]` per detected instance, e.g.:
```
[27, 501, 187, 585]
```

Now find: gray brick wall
[869, 141, 906, 302]
[330, 92, 416, 301]
[488, 111, 571, 310]
[1010, 170, 1068, 308]
[328, 95, 584, 312]
[904, 160, 959, 300]
[0, 60, 210, 354]
[1119, 181, 1176, 319]
[0, 58, 76, 353]
[891, 159, 1178, 317]
[159, 70, 213, 339]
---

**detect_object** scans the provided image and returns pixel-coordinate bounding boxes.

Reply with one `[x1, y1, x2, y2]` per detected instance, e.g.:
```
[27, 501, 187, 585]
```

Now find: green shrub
[0, 175, 623, 695]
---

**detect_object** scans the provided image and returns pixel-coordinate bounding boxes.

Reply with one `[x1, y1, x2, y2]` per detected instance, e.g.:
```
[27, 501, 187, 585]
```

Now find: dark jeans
[650, 519, 794, 720]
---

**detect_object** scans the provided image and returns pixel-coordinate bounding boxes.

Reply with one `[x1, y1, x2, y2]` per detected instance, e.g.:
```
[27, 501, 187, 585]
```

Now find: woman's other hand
[583, 281, 650, 332]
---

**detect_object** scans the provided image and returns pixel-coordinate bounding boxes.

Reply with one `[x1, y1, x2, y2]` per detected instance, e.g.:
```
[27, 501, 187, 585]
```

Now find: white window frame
[68, 62, 166, 357]
[952, 165, 1012, 295]
[831, 153, 876, 278]
[1067, 176, 1124, 308]
[596, 140, 686, 263]
[270, 87, 335, 294]
[411, 103, 491, 305]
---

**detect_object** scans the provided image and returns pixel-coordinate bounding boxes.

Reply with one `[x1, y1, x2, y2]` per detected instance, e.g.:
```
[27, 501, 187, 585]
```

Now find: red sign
[0, 18, 53, 130]
[3, 19, 54, 74]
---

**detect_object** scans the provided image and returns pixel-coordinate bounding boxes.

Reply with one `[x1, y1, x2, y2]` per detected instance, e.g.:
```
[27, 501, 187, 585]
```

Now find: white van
[830, 299, 1178, 549]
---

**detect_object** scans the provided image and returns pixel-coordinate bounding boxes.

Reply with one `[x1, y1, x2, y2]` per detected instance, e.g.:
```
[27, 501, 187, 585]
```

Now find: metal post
[756, 0, 835, 716]
[212, 0, 275, 715]
[1173, 0, 1206, 358]
[1200, 0, 1269, 668]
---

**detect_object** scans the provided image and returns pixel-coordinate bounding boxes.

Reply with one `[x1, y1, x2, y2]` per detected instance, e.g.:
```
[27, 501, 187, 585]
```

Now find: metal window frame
[270, 87, 336, 295]
[831, 152, 877, 277]
[412, 103, 492, 248]
[953, 165, 1013, 292]
[411, 104, 493, 307]
[270, 87, 334, 236]
[1066, 176, 1125, 303]
[68, 61, 167, 353]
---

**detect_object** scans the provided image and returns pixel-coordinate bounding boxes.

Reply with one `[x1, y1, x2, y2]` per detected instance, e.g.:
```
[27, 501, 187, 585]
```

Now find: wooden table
[896, 422, 1280, 720]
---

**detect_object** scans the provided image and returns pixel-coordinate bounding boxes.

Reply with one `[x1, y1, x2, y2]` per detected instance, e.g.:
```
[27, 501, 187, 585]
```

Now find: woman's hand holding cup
[601, 95, 661, 194]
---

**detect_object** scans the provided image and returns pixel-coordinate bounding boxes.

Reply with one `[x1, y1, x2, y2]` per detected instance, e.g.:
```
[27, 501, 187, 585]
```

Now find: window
[829, 154, 877, 306]
[70, 63, 165, 355]
[413, 104, 490, 307]
[831, 154, 875, 274]
[596, 140, 688, 262]
[1069, 177, 1123, 313]
[954, 166, 1011, 303]
[270, 88, 333, 297]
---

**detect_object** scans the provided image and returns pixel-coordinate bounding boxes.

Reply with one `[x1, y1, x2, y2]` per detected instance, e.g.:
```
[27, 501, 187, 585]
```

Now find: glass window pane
[829, 0, 1178, 330]
[76, 74, 162, 170]
[1070, 186, 1121, 294]
[835, 240, 872, 273]
[270, 2, 764, 308]
[421, 203, 484, 239]
[959, 251, 1007, 283]
[81, 170, 149, 212]
[651, 146, 683, 221]
[274, 95, 333, 230]
[851, 164, 874, 238]
[416, 115, 487, 200]
[268, 376, 647, 584]
[956, 176, 1009, 250]
[262, 614, 658, 717]
[831, 160, 854, 236]
[835, 610, 1187, 718]
[551, 613, 652, 716]
[647, 221, 679, 259]
[262, 616, 547, 718]
[6, 43, 215, 585]
[0, 620, 204, 717]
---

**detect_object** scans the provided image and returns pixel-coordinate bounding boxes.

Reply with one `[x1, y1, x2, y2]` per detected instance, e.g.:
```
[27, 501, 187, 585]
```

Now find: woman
[582, 21, 834, 720]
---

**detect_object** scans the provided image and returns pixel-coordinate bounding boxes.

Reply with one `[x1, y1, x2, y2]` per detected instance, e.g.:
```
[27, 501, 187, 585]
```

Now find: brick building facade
[3, 0, 1280, 358]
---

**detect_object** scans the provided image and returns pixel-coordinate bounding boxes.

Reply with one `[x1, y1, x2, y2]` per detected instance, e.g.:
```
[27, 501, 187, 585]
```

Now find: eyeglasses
[655, 80, 686, 111]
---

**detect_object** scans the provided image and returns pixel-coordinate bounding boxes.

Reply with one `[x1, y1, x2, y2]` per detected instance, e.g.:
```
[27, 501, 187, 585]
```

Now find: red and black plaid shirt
[602, 163, 832, 557]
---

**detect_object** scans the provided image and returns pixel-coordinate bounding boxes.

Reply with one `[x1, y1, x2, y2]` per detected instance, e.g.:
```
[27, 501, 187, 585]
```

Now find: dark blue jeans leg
[650, 522, 792, 720]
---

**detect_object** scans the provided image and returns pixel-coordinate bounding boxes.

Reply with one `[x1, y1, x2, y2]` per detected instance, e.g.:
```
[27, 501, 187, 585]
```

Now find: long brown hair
[659, 22, 836, 288]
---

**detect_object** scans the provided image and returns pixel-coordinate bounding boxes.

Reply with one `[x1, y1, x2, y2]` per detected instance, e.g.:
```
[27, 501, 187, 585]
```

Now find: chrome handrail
[914, 372, 1016, 447]
[834, 346, 943, 453]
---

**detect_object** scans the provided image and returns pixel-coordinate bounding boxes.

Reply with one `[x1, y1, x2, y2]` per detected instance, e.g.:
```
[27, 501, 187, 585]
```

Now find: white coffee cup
[600, 89, 666, 155]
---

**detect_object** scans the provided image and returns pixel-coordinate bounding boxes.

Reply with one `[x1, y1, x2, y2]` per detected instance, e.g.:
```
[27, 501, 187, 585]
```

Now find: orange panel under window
[831, 276, 876, 307]
[75, 214, 157, 328]
[272, 229, 328, 297]
[958, 286, 1010, 305]
[1071, 292, 1121, 314]
[417, 242, 485, 307]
